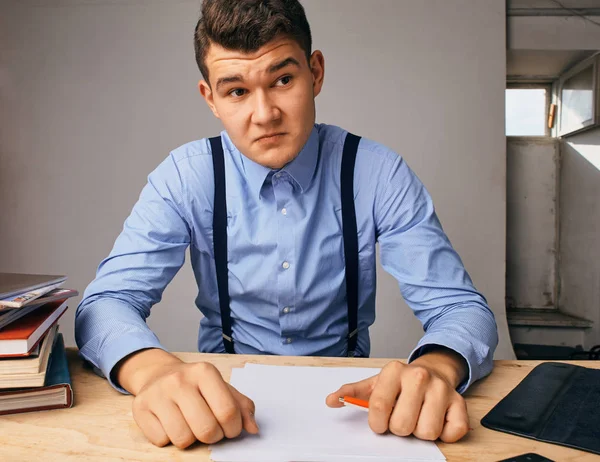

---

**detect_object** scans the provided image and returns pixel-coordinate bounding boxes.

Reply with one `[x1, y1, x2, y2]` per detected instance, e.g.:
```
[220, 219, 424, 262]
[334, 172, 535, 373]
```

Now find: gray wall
[559, 128, 600, 348]
[506, 138, 559, 309]
[0, 0, 514, 360]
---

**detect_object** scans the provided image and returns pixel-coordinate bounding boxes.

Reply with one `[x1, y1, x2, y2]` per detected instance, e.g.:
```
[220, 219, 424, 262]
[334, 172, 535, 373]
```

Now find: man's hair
[194, 0, 312, 84]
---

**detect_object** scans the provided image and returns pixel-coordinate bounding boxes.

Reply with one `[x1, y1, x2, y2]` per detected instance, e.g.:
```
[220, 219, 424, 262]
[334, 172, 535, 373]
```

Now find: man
[76, 0, 498, 450]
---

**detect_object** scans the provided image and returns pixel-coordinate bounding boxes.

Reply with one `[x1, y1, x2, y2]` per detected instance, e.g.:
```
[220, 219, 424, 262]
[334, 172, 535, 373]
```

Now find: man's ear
[310, 50, 325, 98]
[198, 80, 221, 119]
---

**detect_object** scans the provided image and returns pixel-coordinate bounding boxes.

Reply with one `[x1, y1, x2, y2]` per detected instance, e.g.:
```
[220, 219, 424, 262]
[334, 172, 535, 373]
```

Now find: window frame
[556, 53, 600, 138]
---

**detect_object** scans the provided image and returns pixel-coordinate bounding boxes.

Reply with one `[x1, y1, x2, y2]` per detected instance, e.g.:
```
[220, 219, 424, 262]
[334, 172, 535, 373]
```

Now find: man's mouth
[256, 133, 286, 142]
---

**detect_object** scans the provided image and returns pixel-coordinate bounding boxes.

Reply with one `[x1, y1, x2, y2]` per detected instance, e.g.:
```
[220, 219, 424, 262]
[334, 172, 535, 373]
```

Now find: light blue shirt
[75, 123, 498, 394]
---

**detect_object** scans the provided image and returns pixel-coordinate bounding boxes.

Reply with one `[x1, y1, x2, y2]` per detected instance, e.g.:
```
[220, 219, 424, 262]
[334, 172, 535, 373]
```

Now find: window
[506, 85, 551, 137]
[557, 54, 600, 137]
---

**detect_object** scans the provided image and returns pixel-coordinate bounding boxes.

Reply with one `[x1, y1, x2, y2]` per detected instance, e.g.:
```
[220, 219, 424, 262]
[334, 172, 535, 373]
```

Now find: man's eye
[229, 89, 246, 98]
[276, 76, 292, 86]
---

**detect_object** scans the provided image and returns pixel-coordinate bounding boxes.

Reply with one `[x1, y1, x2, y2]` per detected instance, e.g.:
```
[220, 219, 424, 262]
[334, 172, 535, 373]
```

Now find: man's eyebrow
[214, 57, 301, 92]
[268, 57, 301, 73]
[216, 74, 244, 92]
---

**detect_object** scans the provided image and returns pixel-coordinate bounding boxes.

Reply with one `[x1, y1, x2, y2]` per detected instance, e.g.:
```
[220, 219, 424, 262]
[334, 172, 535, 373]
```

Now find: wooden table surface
[0, 349, 598, 461]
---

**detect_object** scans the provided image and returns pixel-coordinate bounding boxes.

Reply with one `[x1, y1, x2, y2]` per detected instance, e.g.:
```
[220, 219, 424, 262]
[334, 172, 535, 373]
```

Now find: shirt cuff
[80, 331, 168, 394]
[407, 333, 478, 394]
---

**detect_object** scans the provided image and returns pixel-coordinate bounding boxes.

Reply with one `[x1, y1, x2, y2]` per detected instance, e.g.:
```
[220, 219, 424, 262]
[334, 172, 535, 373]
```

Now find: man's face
[199, 36, 324, 169]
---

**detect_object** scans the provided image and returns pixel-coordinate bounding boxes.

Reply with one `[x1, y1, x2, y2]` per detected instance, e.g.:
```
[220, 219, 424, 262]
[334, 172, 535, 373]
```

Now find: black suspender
[210, 132, 362, 356]
[209, 136, 235, 353]
[340, 133, 361, 357]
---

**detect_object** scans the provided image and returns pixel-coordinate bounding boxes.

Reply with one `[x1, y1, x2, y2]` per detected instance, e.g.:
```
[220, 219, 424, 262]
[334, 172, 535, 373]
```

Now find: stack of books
[0, 272, 78, 416]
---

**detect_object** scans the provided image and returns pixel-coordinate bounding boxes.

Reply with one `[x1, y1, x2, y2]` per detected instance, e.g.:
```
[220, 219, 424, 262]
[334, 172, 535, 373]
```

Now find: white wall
[559, 128, 600, 348]
[0, 0, 513, 360]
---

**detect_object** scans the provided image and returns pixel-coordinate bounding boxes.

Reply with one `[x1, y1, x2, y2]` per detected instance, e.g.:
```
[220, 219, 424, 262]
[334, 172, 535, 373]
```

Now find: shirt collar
[224, 126, 319, 201]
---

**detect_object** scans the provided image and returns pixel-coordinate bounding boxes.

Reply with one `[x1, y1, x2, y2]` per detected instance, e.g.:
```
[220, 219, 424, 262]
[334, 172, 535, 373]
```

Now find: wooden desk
[0, 350, 598, 461]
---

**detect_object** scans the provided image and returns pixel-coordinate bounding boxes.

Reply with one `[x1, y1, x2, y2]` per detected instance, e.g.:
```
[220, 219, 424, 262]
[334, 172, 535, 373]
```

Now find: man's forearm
[410, 346, 468, 390]
[115, 348, 183, 395]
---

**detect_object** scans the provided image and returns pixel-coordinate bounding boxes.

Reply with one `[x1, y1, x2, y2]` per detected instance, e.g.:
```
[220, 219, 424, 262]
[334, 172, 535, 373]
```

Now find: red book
[0, 300, 68, 357]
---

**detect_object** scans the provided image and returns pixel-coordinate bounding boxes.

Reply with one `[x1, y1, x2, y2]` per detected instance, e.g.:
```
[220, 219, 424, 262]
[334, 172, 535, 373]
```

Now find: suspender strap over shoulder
[209, 136, 235, 354]
[340, 132, 361, 357]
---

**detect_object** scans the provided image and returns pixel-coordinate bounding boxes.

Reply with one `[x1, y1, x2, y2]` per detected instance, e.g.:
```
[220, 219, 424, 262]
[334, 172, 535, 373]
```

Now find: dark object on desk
[498, 453, 554, 462]
[0, 333, 73, 415]
[482, 362, 600, 455]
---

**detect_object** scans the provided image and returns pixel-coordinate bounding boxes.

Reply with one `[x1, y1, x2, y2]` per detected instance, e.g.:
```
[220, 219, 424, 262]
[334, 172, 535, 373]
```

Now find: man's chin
[246, 146, 292, 169]
[262, 154, 288, 169]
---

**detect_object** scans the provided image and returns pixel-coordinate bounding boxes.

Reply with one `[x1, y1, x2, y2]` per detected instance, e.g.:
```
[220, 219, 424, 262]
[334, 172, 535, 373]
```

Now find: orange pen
[339, 395, 369, 412]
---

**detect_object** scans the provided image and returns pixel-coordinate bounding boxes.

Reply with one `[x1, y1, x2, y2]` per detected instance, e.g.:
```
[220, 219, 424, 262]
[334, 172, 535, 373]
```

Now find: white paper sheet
[210, 364, 446, 462]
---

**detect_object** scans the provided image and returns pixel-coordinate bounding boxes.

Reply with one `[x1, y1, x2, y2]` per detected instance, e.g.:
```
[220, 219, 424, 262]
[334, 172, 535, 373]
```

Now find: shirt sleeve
[374, 154, 498, 393]
[75, 154, 191, 394]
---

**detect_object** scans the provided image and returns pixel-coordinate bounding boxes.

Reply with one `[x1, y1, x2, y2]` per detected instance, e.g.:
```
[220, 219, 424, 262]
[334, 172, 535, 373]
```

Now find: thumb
[229, 385, 259, 434]
[325, 374, 378, 408]
[240, 402, 259, 435]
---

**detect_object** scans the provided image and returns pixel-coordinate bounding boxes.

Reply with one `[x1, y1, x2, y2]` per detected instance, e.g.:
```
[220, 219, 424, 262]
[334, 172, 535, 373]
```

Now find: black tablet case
[481, 362, 600, 455]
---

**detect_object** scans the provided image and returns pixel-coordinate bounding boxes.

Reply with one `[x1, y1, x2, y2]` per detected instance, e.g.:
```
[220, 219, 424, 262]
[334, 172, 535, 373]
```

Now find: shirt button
[283, 306, 290, 314]
[281, 208, 287, 215]
[282, 261, 290, 270]
[275, 173, 281, 179]
[286, 337, 293, 344]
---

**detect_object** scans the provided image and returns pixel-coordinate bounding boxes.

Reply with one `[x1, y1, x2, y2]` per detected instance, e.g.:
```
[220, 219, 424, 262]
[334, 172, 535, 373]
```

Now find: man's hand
[326, 349, 469, 443]
[115, 349, 259, 448]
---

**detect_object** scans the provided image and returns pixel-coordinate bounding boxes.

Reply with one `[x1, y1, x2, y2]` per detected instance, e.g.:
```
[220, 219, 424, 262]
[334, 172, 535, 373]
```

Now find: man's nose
[251, 92, 281, 125]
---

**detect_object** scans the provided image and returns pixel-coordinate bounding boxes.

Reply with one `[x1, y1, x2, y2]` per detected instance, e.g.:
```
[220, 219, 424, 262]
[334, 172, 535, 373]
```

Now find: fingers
[325, 375, 378, 408]
[388, 367, 428, 437]
[196, 363, 244, 439]
[131, 361, 257, 448]
[331, 361, 470, 444]
[132, 405, 170, 447]
[412, 378, 449, 441]
[175, 384, 225, 444]
[439, 396, 469, 443]
[151, 400, 197, 449]
[368, 362, 403, 434]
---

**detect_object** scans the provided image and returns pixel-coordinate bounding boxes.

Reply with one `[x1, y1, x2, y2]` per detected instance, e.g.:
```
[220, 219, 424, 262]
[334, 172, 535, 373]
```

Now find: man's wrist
[410, 345, 468, 390]
[113, 348, 183, 395]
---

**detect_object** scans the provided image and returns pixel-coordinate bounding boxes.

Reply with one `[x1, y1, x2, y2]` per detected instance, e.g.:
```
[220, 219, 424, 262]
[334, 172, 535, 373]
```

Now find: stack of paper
[210, 364, 446, 462]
